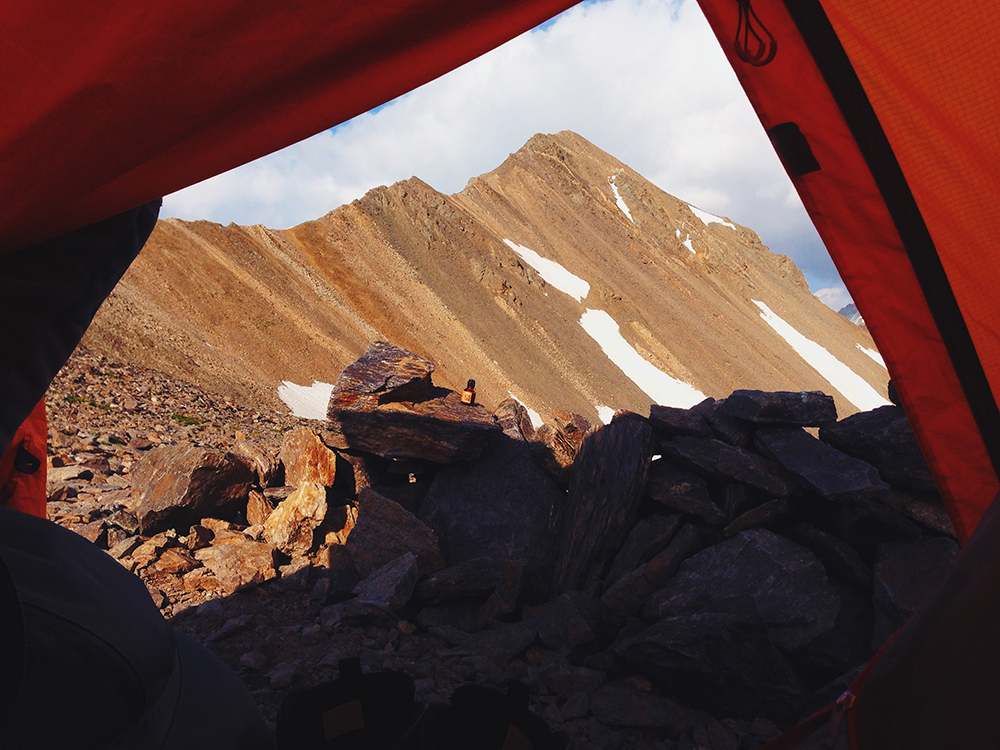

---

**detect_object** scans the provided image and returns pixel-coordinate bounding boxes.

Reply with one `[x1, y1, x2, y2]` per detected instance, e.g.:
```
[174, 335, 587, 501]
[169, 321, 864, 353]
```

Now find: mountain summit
[85, 131, 888, 422]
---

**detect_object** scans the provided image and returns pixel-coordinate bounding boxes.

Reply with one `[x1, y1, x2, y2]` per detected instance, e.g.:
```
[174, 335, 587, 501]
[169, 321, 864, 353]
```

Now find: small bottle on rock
[461, 379, 476, 405]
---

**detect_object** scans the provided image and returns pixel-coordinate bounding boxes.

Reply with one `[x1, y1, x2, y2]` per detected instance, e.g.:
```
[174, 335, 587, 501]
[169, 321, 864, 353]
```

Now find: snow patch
[609, 176, 634, 224]
[683, 234, 695, 254]
[507, 391, 544, 429]
[596, 405, 616, 424]
[580, 309, 705, 408]
[753, 300, 891, 411]
[688, 204, 736, 231]
[857, 344, 887, 369]
[503, 239, 590, 302]
[278, 381, 335, 420]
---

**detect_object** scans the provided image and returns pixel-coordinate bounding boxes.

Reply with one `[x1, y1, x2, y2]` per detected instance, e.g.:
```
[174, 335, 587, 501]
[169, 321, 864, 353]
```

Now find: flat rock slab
[647, 529, 841, 653]
[352, 552, 421, 610]
[606, 513, 683, 586]
[330, 340, 434, 405]
[420, 434, 560, 584]
[644, 463, 724, 524]
[648, 405, 713, 439]
[881, 489, 956, 537]
[552, 412, 656, 593]
[413, 557, 502, 605]
[661, 437, 791, 497]
[722, 390, 837, 426]
[193, 537, 278, 593]
[820, 405, 936, 492]
[723, 498, 794, 538]
[346, 488, 443, 578]
[539, 652, 608, 698]
[128, 445, 255, 534]
[693, 398, 755, 447]
[754, 427, 888, 503]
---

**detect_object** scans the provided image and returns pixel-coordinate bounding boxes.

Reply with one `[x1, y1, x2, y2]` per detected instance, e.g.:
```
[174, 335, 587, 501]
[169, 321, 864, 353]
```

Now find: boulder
[494, 397, 536, 442]
[231, 439, 282, 487]
[779, 522, 873, 591]
[754, 427, 889, 503]
[346, 488, 443, 578]
[661, 437, 791, 497]
[693, 398, 755, 447]
[646, 529, 841, 653]
[722, 390, 837, 426]
[881, 488, 956, 537]
[413, 557, 503, 605]
[872, 536, 959, 649]
[280, 427, 338, 486]
[723, 498, 794, 538]
[644, 463, 724, 524]
[588, 680, 685, 735]
[536, 593, 600, 658]
[325, 342, 500, 463]
[128, 445, 255, 534]
[262, 481, 327, 557]
[538, 651, 608, 698]
[552, 412, 656, 593]
[419, 434, 560, 585]
[605, 513, 683, 586]
[616, 597, 808, 727]
[352, 552, 422, 610]
[530, 411, 595, 486]
[648, 404, 713, 439]
[193, 538, 278, 593]
[246, 490, 277, 527]
[819, 405, 936, 492]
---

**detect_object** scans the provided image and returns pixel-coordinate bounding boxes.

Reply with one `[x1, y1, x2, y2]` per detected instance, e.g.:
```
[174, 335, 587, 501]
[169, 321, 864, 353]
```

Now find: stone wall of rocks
[46, 344, 960, 749]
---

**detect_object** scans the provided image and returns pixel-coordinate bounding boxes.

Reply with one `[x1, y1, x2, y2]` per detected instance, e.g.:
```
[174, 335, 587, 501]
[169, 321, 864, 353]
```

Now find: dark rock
[468, 621, 538, 663]
[476, 558, 525, 626]
[128, 445, 255, 534]
[648, 405, 713, 439]
[779, 522, 872, 591]
[644, 463, 723, 524]
[318, 544, 360, 595]
[662, 437, 791, 497]
[416, 600, 483, 633]
[722, 390, 837, 426]
[539, 651, 608, 698]
[536, 593, 600, 659]
[844, 498, 923, 564]
[723, 499, 794, 538]
[495, 397, 536, 442]
[616, 597, 808, 727]
[319, 599, 397, 631]
[280, 427, 338, 486]
[589, 680, 685, 735]
[606, 514, 683, 586]
[76, 519, 108, 546]
[819, 405, 935, 492]
[277, 558, 312, 591]
[754, 427, 888, 503]
[722, 482, 764, 521]
[693, 398, 755, 447]
[325, 343, 500, 463]
[872, 536, 959, 650]
[601, 524, 703, 617]
[413, 557, 502, 605]
[346, 488, 443, 578]
[792, 579, 874, 676]
[420, 434, 560, 585]
[646, 530, 841, 653]
[552, 413, 656, 593]
[530, 411, 595, 487]
[352, 552, 421, 610]
[881, 488, 956, 537]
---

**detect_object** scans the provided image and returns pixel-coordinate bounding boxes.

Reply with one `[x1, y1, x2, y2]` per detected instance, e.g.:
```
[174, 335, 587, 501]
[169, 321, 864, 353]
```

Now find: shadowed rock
[413, 557, 502, 605]
[352, 552, 422, 610]
[128, 445, 255, 534]
[722, 390, 837, 426]
[648, 404, 713, 439]
[589, 680, 685, 735]
[606, 513, 683, 586]
[693, 398, 755, 447]
[661, 436, 791, 497]
[644, 463, 723, 524]
[346, 488, 443, 578]
[552, 412, 656, 593]
[232, 439, 282, 487]
[530, 411, 595, 487]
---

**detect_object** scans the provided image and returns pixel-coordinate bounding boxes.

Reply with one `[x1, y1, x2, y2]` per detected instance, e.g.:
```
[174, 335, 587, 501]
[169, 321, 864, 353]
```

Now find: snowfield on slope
[857, 344, 887, 369]
[278, 380, 334, 420]
[609, 176, 634, 224]
[503, 239, 590, 302]
[753, 300, 890, 411]
[688, 204, 736, 231]
[580, 309, 705, 409]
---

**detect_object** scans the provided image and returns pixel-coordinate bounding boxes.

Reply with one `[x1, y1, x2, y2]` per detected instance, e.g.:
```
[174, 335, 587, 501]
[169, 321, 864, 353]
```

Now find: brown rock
[194, 539, 278, 593]
[346, 488, 443, 578]
[280, 427, 338, 487]
[262, 482, 328, 557]
[321, 503, 358, 546]
[325, 342, 500, 463]
[494, 397, 537, 442]
[127, 445, 255, 534]
[155, 547, 199, 575]
[530, 411, 594, 486]
[232, 439, 282, 487]
[246, 490, 276, 527]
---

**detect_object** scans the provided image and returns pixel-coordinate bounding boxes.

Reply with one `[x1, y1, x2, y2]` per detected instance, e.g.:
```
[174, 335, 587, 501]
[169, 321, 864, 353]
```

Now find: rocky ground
[42, 344, 959, 750]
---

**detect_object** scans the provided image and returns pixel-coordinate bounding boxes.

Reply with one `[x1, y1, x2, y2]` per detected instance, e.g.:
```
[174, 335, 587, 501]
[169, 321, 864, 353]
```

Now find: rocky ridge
[45, 343, 956, 750]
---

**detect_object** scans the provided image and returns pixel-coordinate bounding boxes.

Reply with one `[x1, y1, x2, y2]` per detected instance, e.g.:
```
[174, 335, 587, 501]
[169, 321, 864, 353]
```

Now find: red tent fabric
[0, 0, 577, 252]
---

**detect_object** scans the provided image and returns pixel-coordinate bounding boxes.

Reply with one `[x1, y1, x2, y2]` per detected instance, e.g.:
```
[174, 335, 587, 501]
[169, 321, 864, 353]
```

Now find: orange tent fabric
[694, 0, 1000, 542]
[0, 399, 47, 519]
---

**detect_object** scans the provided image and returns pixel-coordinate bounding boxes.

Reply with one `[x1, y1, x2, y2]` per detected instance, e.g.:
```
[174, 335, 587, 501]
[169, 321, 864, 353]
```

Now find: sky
[161, 0, 852, 311]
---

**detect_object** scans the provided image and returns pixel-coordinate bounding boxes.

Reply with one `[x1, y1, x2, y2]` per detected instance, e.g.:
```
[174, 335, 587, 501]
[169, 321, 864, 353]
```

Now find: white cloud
[162, 0, 844, 297]
[814, 287, 853, 311]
